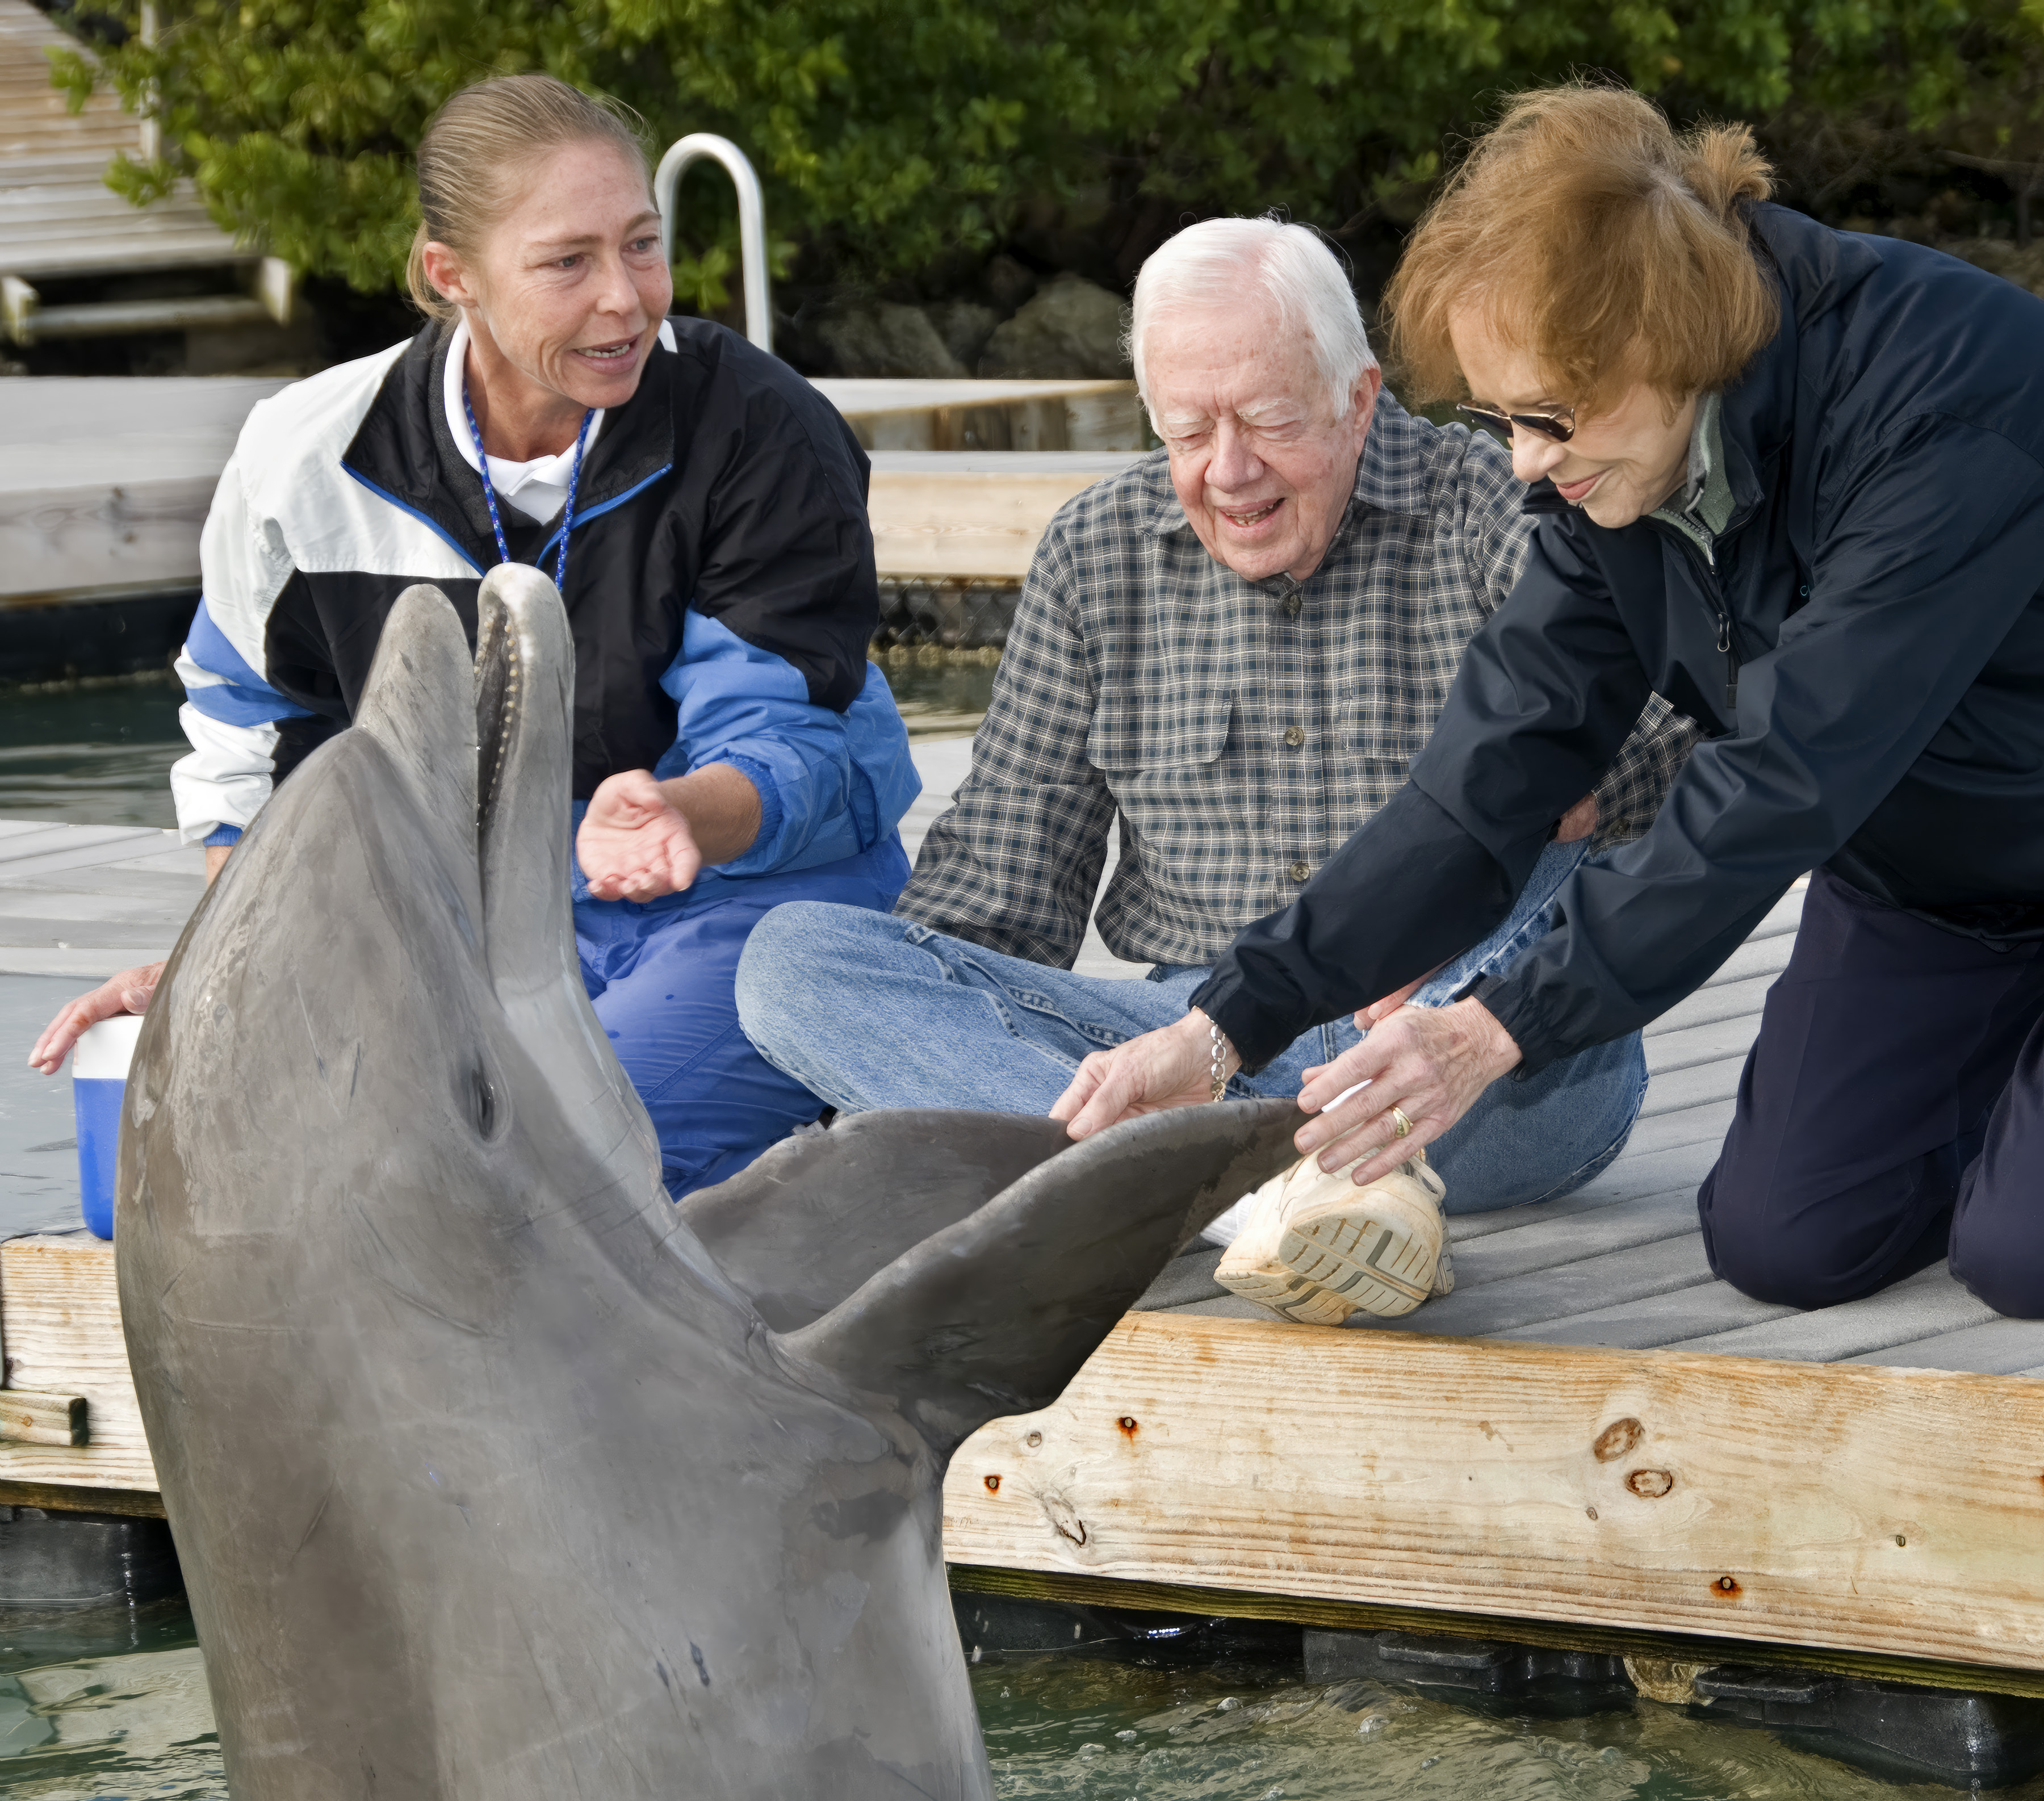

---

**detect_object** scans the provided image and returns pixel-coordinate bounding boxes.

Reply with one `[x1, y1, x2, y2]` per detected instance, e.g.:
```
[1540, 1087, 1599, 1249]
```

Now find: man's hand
[28, 962, 165, 1075]
[1051, 1009, 1238, 1139]
[578, 770, 705, 903]
[1555, 793, 1598, 843]
[1292, 996, 1522, 1188]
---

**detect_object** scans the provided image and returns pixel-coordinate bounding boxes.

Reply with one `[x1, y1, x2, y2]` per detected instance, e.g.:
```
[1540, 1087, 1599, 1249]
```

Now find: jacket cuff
[719, 753, 784, 865]
[1187, 970, 1299, 1077]
[1468, 970, 1566, 1078]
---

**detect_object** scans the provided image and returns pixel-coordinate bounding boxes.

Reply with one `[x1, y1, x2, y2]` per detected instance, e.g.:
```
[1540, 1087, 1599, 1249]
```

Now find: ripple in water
[972, 1656, 2044, 1799]
[0, 685, 188, 828]
[2, 1632, 2042, 1798]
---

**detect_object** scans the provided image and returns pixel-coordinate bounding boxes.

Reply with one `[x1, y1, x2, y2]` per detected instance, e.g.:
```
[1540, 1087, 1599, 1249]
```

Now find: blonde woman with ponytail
[29, 74, 920, 1202]
[1065, 85, 2044, 1321]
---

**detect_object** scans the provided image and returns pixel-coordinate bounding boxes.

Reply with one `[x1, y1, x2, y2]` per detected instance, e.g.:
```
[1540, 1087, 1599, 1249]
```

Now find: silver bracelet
[1209, 1019, 1229, 1104]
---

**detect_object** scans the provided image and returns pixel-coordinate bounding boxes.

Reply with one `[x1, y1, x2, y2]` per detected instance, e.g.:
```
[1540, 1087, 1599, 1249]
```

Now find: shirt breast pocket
[1086, 691, 1233, 774]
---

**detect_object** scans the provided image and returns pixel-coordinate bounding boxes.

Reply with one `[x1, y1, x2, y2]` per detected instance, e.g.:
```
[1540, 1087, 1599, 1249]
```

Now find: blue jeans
[736, 839, 1647, 1214]
[577, 842, 907, 1200]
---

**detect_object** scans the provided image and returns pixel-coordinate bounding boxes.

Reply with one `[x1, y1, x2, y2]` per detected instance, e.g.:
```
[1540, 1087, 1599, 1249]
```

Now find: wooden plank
[0, 1387, 86, 1444]
[1612, 1098, 1737, 1160]
[0, 1476, 164, 1517]
[1648, 973, 1782, 1037]
[943, 1312, 2044, 1673]
[1644, 1013, 1767, 1077]
[0, 468, 218, 598]
[0, 1234, 158, 1493]
[1854, 1318, 2044, 1375]
[1501, 1281, 1795, 1350]
[1669, 1264, 2003, 1362]
[1632, 1059, 1744, 1120]
[866, 466, 1121, 579]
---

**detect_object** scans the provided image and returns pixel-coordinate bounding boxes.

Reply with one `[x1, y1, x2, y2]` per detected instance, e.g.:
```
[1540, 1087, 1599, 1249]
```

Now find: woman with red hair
[1059, 85, 2044, 1316]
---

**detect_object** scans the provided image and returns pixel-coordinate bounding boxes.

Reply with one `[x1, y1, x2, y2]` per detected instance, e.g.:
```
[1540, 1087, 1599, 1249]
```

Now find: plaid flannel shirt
[900, 393, 1698, 970]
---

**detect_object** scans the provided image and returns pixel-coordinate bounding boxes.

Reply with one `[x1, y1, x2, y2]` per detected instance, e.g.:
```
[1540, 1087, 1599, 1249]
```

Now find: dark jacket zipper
[1655, 521, 1739, 713]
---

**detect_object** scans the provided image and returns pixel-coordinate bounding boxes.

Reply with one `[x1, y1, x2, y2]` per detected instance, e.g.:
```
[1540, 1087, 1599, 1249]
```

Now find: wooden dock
[0, 0, 288, 344]
[5, 741, 2043, 1689]
[1, 375, 1140, 607]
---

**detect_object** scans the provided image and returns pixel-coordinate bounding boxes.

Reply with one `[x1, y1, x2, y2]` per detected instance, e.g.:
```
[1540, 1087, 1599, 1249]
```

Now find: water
[0, 661, 991, 833]
[2, 1597, 2035, 1798]
[0, 684, 188, 829]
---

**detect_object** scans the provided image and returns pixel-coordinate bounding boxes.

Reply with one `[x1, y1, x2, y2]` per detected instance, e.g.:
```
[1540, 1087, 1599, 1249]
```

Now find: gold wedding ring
[1390, 1105, 1413, 1140]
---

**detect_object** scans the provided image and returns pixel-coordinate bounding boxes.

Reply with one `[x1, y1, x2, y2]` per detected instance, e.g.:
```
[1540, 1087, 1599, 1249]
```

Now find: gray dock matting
[2, 740, 2036, 1379]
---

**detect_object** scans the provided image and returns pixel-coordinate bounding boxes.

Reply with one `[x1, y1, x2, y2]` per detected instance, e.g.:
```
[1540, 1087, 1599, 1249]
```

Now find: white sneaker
[1213, 1145, 1452, 1325]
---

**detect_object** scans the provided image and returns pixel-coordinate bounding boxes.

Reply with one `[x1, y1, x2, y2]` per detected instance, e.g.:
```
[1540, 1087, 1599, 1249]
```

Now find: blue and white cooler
[73, 1014, 144, 1240]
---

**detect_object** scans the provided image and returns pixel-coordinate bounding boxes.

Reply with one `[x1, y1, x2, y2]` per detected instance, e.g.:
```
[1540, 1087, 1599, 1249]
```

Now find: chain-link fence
[873, 579, 1021, 652]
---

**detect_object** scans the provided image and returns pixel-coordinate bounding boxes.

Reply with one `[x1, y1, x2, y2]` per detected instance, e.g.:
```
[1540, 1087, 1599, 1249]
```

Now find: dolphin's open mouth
[350, 566, 596, 1085]
[472, 584, 520, 833]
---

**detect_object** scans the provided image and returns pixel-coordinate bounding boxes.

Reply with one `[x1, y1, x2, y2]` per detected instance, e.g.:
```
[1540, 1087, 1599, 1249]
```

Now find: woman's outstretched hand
[1051, 1009, 1239, 1139]
[1294, 997, 1523, 1188]
[577, 769, 704, 903]
[28, 962, 165, 1075]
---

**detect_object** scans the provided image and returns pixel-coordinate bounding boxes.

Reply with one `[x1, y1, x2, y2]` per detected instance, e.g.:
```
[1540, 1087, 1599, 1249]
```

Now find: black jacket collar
[342, 325, 678, 568]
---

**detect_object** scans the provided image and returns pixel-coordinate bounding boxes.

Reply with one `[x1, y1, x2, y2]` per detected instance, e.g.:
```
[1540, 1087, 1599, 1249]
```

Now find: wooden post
[0, 1390, 87, 1447]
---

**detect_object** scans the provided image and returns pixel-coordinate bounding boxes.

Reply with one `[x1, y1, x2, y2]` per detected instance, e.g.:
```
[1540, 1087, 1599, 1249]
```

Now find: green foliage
[43, 0, 2044, 299]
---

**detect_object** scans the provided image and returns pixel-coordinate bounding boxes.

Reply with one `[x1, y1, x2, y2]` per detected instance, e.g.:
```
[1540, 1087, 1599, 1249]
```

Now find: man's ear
[417, 241, 475, 310]
[1351, 363, 1384, 433]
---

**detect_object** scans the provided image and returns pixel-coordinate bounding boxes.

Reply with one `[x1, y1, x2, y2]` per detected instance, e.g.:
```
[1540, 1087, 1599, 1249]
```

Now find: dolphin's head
[115, 568, 1305, 1800]
[123, 569, 677, 1276]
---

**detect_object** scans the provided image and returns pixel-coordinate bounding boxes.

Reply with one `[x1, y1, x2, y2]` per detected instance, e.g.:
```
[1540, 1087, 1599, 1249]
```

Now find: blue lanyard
[460, 380, 592, 592]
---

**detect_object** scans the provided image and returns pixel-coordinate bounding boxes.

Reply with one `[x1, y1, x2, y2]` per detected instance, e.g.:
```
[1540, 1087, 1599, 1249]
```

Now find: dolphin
[115, 565, 1299, 1799]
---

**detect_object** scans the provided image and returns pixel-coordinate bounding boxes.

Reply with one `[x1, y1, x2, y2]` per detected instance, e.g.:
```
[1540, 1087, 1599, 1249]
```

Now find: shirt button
[1283, 725, 1305, 748]
[1289, 860, 1310, 882]
[1283, 595, 1302, 618]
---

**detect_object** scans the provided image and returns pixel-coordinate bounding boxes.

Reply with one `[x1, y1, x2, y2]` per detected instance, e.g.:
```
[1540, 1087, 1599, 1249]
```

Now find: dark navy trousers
[1699, 868, 2044, 1314]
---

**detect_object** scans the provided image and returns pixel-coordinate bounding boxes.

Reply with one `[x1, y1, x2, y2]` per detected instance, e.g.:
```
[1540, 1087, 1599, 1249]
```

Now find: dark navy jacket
[1194, 205, 2044, 1073]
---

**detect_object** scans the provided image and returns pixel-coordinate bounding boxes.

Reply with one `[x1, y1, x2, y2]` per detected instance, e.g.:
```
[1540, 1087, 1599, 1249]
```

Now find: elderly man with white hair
[735, 217, 1694, 1323]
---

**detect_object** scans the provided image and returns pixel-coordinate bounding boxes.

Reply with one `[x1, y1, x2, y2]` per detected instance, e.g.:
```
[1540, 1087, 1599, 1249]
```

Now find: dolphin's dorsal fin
[781, 1100, 1300, 1455]
[677, 1111, 1074, 1330]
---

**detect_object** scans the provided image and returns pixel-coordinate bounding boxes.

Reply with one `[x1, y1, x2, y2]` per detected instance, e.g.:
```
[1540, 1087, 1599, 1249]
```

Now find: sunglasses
[1456, 402, 1576, 444]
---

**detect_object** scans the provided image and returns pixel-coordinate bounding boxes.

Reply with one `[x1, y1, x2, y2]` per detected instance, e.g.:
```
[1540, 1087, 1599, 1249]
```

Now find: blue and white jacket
[172, 318, 919, 912]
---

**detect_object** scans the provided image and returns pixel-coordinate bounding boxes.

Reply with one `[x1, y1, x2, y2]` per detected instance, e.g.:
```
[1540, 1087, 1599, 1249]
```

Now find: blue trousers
[576, 850, 906, 1200]
[738, 840, 1648, 1215]
[1699, 868, 2044, 1313]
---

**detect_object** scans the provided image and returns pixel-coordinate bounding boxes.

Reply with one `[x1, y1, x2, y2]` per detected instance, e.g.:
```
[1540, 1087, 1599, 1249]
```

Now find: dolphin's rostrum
[116, 566, 1300, 1799]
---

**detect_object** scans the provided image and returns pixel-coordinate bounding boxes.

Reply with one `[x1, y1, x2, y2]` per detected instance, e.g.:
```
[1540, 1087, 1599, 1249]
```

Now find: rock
[926, 300, 1000, 374]
[811, 300, 967, 378]
[980, 254, 1039, 314]
[977, 273, 1132, 380]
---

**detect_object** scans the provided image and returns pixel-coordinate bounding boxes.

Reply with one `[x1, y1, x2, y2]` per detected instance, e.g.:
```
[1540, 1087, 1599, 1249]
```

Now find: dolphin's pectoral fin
[781, 1099, 1300, 1455]
[677, 1110, 1073, 1331]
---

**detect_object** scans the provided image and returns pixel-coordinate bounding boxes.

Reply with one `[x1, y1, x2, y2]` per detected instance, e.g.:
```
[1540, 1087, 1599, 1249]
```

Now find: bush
[45, 0, 2044, 309]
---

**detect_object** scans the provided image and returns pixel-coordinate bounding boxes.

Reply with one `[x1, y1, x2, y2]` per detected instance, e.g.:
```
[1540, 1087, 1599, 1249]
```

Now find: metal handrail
[654, 135, 772, 354]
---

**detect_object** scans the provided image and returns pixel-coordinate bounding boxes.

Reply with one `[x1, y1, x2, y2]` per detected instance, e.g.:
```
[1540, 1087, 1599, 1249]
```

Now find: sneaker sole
[1216, 1210, 1435, 1324]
